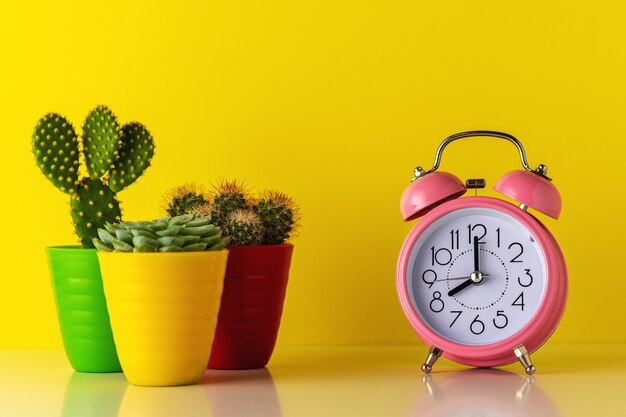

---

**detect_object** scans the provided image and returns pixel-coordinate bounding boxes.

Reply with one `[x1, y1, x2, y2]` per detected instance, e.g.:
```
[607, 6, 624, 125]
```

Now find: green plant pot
[47, 246, 121, 372]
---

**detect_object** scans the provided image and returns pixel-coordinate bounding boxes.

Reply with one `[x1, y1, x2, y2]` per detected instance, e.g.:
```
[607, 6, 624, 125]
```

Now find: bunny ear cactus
[93, 215, 230, 252]
[82, 105, 120, 178]
[32, 105, 154, 248]
[253, 191, 301, 245]
[71, 178, 122, 247]
[109, 122, 155, 192]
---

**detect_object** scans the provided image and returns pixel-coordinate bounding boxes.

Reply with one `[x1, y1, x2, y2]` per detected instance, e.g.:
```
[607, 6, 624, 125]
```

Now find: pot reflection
[203, 368, 282, 417]
[61, 372, 127, 417]
[411, 369, 560, 417]
[118, 384, 210, 417]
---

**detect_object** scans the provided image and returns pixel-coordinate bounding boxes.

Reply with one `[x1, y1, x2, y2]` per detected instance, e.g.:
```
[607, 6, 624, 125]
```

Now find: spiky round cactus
[32, 105, 155, 248]
[210, 180, 249, 228]
[253, 191, 300, 244]
[224, 209, 264, 245]
[163, 184, 209, 217]
[93, 215, 230, 252]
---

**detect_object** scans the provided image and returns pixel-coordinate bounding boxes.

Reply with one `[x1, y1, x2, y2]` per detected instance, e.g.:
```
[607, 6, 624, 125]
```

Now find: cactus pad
[70, 178, 122, 248]
[32, 113, 80, 194]
[82, 105, 120, 178]
[109, 122, 155, 192]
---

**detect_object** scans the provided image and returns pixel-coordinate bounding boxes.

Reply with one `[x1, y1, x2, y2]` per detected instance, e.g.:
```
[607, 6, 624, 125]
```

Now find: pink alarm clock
[396, 131, 567, 374]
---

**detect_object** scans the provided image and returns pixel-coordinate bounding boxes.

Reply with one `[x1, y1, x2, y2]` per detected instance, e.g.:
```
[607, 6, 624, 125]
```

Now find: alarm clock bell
[400, 131, 562, 221]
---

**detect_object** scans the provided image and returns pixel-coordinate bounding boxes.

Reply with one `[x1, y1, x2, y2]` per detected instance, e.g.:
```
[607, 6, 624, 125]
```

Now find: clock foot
[514, 345, 536, 375]
[421, 346, 443, 373]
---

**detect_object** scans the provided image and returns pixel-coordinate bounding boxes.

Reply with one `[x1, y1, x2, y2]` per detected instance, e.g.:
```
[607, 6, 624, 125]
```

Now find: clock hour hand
[447, 271, 487, 296]
[448, 279, 472, 296]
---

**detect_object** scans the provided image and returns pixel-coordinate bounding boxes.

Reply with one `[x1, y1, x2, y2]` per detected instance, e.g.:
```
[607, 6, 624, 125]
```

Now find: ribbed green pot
[46, 246, 121, 372]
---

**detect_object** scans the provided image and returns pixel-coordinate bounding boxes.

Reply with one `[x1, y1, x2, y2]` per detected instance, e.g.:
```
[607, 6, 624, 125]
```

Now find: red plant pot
[208, 244, 293, 369]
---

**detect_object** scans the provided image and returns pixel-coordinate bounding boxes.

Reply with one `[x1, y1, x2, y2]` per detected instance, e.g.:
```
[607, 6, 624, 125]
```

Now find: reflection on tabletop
[60, 368, 280, 417]
[411, 369, 558, 417]
[61, 372, 126, 417]
[203, 368, 282, 417]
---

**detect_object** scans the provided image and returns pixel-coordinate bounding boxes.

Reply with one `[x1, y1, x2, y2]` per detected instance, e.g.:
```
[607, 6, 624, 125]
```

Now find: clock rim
[397, 196, 567, 367]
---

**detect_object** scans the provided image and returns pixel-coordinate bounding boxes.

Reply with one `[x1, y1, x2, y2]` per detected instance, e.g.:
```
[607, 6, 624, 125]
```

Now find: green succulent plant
[32, 105, 154, 248]
[253, 191, 300, 244]
[93, 214, 230, 252]
[224, 209, 264, 245]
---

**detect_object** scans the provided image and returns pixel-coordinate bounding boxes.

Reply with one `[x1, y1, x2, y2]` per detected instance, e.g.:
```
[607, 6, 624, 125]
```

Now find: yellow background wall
[1, 1, 624, 348]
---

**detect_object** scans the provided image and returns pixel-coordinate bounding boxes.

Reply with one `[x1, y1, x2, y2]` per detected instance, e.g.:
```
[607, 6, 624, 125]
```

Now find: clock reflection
[411, 369, 560, 417]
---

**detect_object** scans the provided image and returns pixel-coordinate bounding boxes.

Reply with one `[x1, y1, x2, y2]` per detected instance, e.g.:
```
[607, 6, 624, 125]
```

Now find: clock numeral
[430, 246, 452, 266]
[496, 227, 501, 248]
[493, 310, 509, 329]
[508, 242, 524, 263]
[450, 229, 459, 250]
[449, 310, 462, 328]
[467, 224, 487, 244]
[470, 315, 485, 335]
[422, 269, 437, 289]
[518, 269, 533, 287]
[430, 291, 445, 313]
[512, 292, 525, 311]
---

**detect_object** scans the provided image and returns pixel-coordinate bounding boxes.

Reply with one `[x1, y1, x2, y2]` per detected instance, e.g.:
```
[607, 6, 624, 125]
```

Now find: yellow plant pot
[98, 250, 228, 387]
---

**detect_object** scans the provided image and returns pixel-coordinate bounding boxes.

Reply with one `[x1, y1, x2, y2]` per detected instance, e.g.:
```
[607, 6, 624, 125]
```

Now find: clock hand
[434, 274, 490, 282]
[448, 279, 472, 296]
[448, 271, 486, 297]
[473, 236, 480, 272]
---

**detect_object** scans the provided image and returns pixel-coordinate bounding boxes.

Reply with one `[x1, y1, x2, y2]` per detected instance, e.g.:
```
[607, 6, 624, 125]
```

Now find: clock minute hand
[473, 236, 480, 272]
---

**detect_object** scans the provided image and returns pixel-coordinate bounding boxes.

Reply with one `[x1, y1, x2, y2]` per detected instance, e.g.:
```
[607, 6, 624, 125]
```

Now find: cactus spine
[224, 209, 264, 245]
[210, 180, 249, 227]
[254, 191, 300, 244]
[162, 181, 301, 246]
[32, 105, 154, 248]
[163, 184, 209, 217]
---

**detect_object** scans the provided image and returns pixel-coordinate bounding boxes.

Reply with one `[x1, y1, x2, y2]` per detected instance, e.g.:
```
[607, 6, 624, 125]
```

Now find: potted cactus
[31, 105, 154, 372]
[164, 181, 300, 369]
[94, 215, 230, 386]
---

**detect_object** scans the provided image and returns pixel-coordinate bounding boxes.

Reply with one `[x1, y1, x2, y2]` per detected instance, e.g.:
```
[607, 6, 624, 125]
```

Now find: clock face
[406, 207, 547, 346]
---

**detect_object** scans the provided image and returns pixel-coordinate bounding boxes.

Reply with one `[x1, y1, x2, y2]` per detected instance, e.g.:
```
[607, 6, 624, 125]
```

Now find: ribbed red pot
[208, 244, 293, 369]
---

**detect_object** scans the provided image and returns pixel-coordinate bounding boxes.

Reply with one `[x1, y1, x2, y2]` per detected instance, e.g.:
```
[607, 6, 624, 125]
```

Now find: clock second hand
[433, 274, 490, 282]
